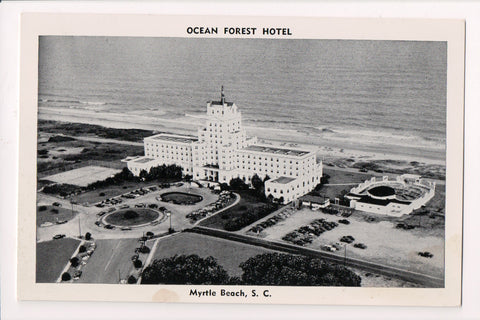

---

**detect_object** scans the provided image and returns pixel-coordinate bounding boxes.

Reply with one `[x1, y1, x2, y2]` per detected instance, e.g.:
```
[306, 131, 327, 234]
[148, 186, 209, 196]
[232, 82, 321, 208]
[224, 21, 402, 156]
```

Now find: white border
[1, 1, 478, 319]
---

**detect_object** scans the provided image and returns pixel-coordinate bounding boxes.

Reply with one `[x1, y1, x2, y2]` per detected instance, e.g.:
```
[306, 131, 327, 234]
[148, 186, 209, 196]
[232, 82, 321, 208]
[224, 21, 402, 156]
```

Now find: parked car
[121, 227, 132, 231]
[418, 251, 434, 258]
[120, 204, 129, 209]
[321, 245, 337, 252]
[53, 234, 66, 240]
[104, 224, 115, 229]
[354, 243, 367, 249]
[56, 220, 68, 225]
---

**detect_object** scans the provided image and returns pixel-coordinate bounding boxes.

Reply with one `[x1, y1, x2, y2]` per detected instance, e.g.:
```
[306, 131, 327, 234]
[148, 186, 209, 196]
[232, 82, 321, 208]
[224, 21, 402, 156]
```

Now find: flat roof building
[126, 87, 322, 203]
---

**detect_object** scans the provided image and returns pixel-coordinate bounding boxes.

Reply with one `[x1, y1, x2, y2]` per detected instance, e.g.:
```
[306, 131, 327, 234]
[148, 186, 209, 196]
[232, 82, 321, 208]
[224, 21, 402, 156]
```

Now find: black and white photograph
[35, 36, 447, 288]
[14, 14, 465, 306]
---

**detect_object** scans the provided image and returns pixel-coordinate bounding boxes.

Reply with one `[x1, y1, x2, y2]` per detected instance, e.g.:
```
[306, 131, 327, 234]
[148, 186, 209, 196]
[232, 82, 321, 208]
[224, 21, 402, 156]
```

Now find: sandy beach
[38, 107, 446, 169]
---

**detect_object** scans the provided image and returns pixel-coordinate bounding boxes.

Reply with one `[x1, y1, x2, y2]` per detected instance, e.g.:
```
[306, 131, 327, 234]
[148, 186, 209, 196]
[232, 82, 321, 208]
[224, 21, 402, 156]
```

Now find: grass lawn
[313, 168, 377, 201]
[36, 205, 76, 226]
[105, 208, 160, 226]
[37, 138, 143, 176]
[36, 238, 81, 283]
[150, 233, 278, 277]
[199, 190, 278, 230]
[160, 192, 203, 204]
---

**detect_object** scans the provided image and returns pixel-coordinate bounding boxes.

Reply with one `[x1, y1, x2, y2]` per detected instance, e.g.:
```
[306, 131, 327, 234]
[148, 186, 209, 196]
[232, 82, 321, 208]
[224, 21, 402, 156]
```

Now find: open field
[36, 205, 77, 227]
[38, 119, 154, 142]
[199, 190, 279, 230]
[37, 131, 143, 177]
[36, 238, 81, 283]
[258, 208, 444, 278]
[77, 238, 140, 283]
[323, 157, 445, 180]
[150, 232, 278, 277]
[43, 166, 122, 187]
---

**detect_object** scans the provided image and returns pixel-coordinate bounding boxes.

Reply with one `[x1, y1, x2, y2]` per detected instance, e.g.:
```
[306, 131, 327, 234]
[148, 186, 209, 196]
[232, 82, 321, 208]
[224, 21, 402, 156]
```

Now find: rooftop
[209, 100, 234, 106]
[149, 134, 198, 144]
[134, 157, 156, 164]
[299, 194, 329, 204]
[241, 145, 310, 157]
[270, 176, 296, 184]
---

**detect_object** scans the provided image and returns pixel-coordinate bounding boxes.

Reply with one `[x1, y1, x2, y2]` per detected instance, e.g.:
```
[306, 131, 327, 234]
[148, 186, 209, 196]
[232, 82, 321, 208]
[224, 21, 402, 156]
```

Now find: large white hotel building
[126, 87, 323, 203]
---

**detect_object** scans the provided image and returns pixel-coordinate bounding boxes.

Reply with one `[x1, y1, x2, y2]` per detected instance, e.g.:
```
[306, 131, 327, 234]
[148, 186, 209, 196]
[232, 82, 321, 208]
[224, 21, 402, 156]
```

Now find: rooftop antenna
[221, 85, 225, 104]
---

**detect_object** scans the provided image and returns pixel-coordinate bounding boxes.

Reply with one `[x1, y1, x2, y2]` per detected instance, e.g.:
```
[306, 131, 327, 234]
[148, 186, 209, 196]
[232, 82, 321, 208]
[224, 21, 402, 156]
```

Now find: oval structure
[367, 185, 396, 199]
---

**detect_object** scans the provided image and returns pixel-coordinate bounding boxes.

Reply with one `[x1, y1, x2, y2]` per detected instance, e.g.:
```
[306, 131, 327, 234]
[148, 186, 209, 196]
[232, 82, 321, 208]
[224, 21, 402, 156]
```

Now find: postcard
[18, 13, 464, 305]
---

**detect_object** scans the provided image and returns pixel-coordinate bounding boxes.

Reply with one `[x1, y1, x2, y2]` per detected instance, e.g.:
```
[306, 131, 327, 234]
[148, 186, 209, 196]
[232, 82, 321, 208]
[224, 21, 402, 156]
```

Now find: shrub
[99, 192, 105, 197]
[78, 245, 87, 253]
[134, 259, 143, 268]
[229, 178, 249, 190]
[146, 231, 154, 237]
[61, 272, 71, 281]
[70, 257, 80, 268]
[38, 205, 47, 211]
[127, 275, 137, 284]
[139, 246, 150, 254]
[50, 208, 59, 214]
[85, 232, 91, 240]
[168, 227, 175, 234]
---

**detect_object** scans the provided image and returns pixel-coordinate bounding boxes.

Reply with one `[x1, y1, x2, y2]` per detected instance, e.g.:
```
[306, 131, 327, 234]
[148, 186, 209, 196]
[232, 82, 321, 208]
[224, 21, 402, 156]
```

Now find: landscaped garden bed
[160, 192, 203, 205]
[104, 208, 160, 227]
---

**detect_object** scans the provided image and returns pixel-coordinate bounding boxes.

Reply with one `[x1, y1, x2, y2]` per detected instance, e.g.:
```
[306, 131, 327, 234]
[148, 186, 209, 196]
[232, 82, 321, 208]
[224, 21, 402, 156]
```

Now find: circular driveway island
[104, 208, 161, 227]
[160, 192, 203, 205]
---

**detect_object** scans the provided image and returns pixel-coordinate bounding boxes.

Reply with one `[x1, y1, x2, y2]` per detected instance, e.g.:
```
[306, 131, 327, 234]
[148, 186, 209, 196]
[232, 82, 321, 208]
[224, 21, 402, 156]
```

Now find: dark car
[104, 224, 115, 229]
[53, 234, 66, 240]
[354, 243, 367, 249]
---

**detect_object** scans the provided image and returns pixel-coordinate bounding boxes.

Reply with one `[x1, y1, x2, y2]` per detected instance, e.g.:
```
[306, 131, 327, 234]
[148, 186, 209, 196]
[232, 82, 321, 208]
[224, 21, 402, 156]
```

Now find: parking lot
[250, 208, 445, 278]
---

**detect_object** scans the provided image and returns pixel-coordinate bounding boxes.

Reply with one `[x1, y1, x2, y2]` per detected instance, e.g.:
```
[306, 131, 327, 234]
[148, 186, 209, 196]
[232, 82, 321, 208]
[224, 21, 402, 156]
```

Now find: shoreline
[38, 111, 446, 168]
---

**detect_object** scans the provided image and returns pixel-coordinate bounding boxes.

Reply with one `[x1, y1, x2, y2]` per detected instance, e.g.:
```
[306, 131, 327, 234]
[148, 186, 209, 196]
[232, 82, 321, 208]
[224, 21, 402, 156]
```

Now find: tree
[263, 174, 271, 182]
[78, 245, 86, 253]
[70, 257, 80, 268]
[134, 259, 143, 269]
[239, 253, 361, 287]
[219, 183, 230, 191]
[229, 178, 249, 190]
[85, 232, 92, 240]
[141, 255, 230, 285]
[127, 275, 137, 284]
[184, 174, 193, 182]
[267, 194, 274, 203]
[139, 246, 151, 254]
[61, 272, 71, 281]
[251, 174, 263, 192]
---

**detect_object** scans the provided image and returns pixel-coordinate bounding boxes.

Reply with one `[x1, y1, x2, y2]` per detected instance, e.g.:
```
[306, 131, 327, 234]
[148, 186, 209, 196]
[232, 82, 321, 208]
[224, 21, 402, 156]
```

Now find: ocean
[38, 36, 447, 162]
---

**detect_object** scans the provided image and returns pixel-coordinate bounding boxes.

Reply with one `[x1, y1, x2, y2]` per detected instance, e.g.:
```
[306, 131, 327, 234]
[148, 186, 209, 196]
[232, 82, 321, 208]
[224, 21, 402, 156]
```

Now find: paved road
[77, 238, 140, 284]
[187, 226, 444, 288]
